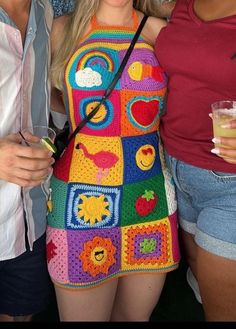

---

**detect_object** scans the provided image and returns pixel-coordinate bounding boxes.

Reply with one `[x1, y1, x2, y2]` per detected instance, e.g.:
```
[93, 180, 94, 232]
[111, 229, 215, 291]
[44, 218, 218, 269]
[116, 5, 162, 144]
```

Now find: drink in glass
[21, 125, 56, 152]
[211, 100, 236, 147]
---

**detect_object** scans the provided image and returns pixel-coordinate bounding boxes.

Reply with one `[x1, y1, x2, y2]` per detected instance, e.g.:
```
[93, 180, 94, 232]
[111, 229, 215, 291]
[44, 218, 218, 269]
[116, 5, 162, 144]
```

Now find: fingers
[15, 143, 52, 159]
[1, 140, 52, 160]
[211, 147, 236, 160]
[4, 148, 54, 172]
[220, 119, 236, 129]
[211, 137, 236, 162]
[3, 174, 47, 188]
[15, 154, 54, 171]
[5, 133, 22, 144]
[19, 131, 40, 144]
[13, 167, 51, 182]
[0, 137, 54, 187]
[215, 136, 236, 149]
[1, 159, 54, 187]
[1, 157, 54, 187]
[221, 157, 236, 165]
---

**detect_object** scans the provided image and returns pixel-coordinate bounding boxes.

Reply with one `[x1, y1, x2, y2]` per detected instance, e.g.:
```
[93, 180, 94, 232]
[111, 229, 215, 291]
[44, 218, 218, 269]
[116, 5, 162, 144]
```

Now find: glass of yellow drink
[21, 125, 56, 151]
[211, 101, 236, 147]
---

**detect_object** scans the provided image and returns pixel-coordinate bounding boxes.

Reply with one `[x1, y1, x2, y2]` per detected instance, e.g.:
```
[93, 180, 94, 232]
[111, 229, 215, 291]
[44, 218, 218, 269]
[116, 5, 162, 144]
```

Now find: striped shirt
[0, 0, 53, 260]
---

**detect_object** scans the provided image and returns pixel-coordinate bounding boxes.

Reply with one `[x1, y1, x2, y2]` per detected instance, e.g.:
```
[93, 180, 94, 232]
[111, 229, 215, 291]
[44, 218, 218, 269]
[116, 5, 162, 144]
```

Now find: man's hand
[0, 133, 55, 187]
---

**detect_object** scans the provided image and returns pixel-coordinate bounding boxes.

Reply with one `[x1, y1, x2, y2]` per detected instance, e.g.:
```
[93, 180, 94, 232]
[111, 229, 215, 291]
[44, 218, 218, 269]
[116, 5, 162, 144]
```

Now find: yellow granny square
[69, 133, 123, 186]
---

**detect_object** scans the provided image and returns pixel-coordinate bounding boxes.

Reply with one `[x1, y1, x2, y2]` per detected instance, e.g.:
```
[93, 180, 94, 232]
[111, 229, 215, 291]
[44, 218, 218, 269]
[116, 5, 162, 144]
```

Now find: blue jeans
[165, 151, 236, 260]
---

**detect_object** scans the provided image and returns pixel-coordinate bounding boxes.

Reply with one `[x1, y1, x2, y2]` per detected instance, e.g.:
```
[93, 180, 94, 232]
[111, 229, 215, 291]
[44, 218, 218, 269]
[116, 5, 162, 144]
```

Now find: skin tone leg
[181, 230, 198, 277]
[110, 273, 166, 321]
[54, 279, 118, 321]
[182, 229, 236, 321]
[0, 315, 32, 322]
[197, 247, 236, 321]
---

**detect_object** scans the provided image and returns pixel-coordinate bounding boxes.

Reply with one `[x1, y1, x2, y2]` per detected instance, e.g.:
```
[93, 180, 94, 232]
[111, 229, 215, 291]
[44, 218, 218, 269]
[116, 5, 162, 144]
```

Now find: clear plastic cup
[211, 101, 236, 147]
[21, 125, 56, 150]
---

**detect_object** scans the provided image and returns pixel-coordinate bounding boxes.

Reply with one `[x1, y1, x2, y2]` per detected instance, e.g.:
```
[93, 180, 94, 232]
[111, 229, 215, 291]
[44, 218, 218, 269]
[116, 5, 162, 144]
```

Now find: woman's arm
[140, 15, 167, 47]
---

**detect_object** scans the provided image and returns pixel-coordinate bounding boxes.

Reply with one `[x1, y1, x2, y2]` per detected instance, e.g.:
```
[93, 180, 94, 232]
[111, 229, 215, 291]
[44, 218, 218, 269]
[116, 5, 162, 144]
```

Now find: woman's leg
[110, 273, 166, 321]
[181, 230, 198, 277]
[54, 278, 118, 321]
[165, 152, 236, 321]
[182, 230, 236, 320]
[0, 315, 32, 322]
[197, 246, 236, 321]
[181, 230, 202, 303]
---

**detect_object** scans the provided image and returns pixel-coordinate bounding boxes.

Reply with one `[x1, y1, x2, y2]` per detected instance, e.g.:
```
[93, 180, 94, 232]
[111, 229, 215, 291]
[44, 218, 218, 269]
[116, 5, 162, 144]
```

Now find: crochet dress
[46, 12, 180, 289]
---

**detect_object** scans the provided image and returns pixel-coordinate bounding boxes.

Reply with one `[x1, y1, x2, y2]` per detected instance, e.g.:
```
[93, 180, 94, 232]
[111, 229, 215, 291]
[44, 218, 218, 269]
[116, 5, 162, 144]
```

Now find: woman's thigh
[54, 278, 118, 321]
[111, 273, 166, 321]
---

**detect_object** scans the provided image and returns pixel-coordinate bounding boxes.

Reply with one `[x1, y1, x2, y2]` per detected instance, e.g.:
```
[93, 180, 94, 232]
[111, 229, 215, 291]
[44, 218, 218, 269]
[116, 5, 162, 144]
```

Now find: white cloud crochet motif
[75, 67, 102, 88]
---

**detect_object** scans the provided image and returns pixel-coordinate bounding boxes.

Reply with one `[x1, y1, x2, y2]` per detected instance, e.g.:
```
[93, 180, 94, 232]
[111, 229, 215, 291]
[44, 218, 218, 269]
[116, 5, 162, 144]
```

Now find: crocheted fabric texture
[47, 12, 180, 289]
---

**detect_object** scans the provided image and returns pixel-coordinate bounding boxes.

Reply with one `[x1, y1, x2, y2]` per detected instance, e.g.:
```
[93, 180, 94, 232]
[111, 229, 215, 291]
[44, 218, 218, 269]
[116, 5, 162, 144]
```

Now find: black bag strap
[64, 14, 148, 149]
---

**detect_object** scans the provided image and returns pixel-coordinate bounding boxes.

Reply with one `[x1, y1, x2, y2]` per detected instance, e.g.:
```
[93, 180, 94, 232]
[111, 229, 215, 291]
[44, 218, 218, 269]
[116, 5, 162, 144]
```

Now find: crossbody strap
[64, 14, 148, 148]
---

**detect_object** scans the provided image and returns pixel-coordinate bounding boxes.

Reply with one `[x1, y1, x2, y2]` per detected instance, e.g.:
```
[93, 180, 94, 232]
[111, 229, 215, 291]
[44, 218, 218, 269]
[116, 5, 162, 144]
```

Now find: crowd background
[51, 0, 74, 17]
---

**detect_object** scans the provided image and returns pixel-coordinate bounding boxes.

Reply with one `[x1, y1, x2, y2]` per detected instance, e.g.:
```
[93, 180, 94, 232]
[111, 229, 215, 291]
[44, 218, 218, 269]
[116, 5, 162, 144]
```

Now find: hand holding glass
[211, 101, 236, 148]
[21, 126, 56, 152]
[20, 126, 56, 184]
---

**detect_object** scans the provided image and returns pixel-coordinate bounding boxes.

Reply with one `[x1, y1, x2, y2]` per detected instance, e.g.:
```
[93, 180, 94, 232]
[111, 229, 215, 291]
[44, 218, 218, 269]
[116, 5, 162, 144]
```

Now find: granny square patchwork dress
[47, 12, 180, 289]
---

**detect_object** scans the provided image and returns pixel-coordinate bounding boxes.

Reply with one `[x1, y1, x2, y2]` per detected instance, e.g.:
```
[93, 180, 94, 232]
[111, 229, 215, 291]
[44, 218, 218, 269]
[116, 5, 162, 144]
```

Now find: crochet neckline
[91, 9, 139, 30]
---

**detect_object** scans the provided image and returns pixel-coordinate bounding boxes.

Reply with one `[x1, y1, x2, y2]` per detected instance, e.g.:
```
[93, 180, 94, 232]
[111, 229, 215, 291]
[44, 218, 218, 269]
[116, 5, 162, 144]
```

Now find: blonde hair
[51, 0, 161, 90]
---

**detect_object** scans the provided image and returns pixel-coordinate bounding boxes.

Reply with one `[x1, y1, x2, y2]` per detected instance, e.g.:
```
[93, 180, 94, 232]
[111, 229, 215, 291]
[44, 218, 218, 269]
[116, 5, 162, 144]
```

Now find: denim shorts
[164, 151, 236, 260]
[0, 234, 53, 317]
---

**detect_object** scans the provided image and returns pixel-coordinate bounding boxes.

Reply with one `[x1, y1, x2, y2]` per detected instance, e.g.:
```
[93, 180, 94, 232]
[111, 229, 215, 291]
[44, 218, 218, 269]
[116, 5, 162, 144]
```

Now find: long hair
[51, 0, 162, 90]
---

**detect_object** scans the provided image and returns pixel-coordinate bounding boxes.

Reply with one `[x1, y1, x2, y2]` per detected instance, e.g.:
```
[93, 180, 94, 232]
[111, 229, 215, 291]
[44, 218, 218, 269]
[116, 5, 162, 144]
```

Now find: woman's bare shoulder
[143, 16, 167, 46]
[136, 11, 167, 46]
